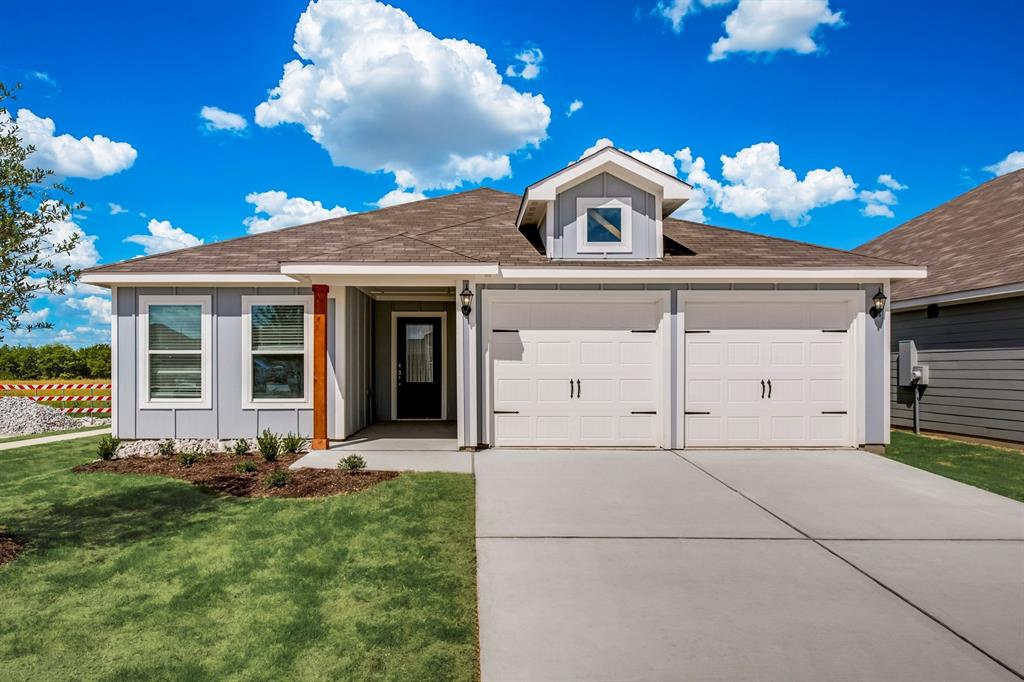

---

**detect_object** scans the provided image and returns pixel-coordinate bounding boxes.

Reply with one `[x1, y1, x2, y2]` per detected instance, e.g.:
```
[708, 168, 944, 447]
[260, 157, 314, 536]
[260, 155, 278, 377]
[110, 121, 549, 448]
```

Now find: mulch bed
[74, 453, 399, 498]
[0, 533, 23, 567]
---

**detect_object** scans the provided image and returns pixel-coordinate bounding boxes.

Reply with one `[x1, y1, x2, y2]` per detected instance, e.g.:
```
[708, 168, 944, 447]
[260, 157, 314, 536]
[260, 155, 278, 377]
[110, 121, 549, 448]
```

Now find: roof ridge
[666, 218, 920, 268]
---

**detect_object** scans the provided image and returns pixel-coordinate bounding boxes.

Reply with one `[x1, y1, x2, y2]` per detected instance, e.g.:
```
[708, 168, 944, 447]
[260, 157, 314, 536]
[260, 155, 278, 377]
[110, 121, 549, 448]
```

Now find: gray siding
[345, 287, 373, 436]
[890, 295, 1024, 443]
[114, 286, 329, 440]
[373, 300, 457, 421]
[477, 282, 887, 446]
[553, 172, 659, 259]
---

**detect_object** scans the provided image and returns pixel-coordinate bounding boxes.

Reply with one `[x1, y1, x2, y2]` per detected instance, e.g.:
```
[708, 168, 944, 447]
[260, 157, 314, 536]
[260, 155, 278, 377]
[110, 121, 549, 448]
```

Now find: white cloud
[709, 0, 843, 62]
[686, 142, 856, 225]
[984, 151, 1024, 177]
[4, 108, 137, 179]
[66, 295, 111, 324]
[655, 0, 731, 33]
[108, 202, 128, 215]
[42, 217, 101, 269]
[505, 47, 543, 80]
[125, 219, 204, 255]
[877, 173, 907, 191]
[375, 188, 427, 208]
[18, 308, 50, 326]
[200, 105, 247, 132]
[567, 100, 584, 117]
[578, 137, 680, 176]
[243, 190, 350, 234]
[254, 0, 550, 193]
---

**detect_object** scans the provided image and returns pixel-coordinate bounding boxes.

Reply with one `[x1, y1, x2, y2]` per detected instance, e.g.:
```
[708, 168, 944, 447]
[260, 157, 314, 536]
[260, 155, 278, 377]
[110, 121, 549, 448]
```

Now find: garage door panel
[808, 378, 844, 403]
[620, 378, 656, 403]
[494, 415, 532, 442]
[536, 341, 571, 365]
[726, 416, 761, 441]
[768, 379, 804, 403]
[536, 416, 570, 441]
[496, 378, 532, 403]
[619, 415, 658, 440]
[687, 379, 721, 404]
[768, 416, 805, 441]
[620, 341, 657, 364]
[536, 379, 569, 402]
[809, 415, 846, 441]
[770, 342, 804, 365]
[727, 342, 761, 365]
[686, 341, 721, 366]
[726, 379, 762, 403]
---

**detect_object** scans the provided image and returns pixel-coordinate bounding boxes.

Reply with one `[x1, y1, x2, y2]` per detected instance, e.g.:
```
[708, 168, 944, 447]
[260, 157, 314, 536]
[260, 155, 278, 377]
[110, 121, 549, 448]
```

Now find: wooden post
[312, 284, 329, 450]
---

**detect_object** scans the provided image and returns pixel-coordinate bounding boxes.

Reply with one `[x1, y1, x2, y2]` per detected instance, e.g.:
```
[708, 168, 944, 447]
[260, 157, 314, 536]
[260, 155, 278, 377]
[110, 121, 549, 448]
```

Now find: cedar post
[312, 284, 329, 450]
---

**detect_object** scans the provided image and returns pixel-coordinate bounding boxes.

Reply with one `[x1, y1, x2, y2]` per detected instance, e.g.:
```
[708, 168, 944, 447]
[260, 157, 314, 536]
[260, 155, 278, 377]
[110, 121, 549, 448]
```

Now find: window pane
[586, 207, 623, 243]
[150, 305, 202, 351]
[252, 354, 304, 399]
[150, 354, 202, 399]
[252, 304, 305, 351]
[405, 324, 434, 383]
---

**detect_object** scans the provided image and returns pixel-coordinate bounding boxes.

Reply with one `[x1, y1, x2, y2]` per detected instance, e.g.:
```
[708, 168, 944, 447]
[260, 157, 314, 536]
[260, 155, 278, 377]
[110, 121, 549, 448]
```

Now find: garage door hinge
[685, 330, 711, 334]
[822, 329, 847, 333]
[821, 411, 847, 414]
[685, 411, 711, 415]
[631, 410, 657, 415]
[493, 410, 519, 414]
[631, 329, 657, 333]
[493, 328, 519, 333]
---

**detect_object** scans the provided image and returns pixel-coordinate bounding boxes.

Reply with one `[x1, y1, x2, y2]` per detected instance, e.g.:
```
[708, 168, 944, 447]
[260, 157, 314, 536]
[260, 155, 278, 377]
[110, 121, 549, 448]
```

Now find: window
[139, 295, 211, 408]
[242, 296, 312, 408]
[576, 197, 633, 253]
[405, 323, 435, 383]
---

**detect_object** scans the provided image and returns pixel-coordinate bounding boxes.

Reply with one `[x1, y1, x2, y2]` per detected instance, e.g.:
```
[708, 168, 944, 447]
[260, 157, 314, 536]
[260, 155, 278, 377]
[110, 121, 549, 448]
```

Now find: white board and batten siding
[484, 292, 670, 447]
[680, 292, 861, 448]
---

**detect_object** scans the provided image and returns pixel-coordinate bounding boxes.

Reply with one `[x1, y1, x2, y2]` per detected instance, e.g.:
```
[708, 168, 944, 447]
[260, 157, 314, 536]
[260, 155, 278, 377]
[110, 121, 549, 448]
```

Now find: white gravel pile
[0, 397, 111, 436]
[115, 438, 255, 458]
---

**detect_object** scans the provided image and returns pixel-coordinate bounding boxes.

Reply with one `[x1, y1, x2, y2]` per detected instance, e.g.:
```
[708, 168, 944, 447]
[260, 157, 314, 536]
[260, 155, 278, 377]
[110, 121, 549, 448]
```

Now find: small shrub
[231, 438, 250, 457]
[338, 454, 367, 472]
[96, 435, 121, 461]
[265, 468, 291, 488]
[256, 429, 281, 462]
[234, 460, 258, 473]
[178, 446, 206, 468]
[281, 432, 307, 454]
[157, 439, 176, 456]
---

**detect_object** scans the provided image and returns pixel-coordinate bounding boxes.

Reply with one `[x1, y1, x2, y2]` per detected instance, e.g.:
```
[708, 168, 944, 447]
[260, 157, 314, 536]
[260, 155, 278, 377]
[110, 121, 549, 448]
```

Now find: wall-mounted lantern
[460, 285, 474, 317]
[869, 288, 887, 318]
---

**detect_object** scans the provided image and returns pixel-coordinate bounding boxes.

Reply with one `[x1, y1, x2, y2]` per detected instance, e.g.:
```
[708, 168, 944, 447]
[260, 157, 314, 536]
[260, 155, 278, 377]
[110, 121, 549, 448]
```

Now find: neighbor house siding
[114, 286, 331, 440]
[552, 172, 659, 259]
[890, 295, 1024, 443]
[373, 300, 458, 421]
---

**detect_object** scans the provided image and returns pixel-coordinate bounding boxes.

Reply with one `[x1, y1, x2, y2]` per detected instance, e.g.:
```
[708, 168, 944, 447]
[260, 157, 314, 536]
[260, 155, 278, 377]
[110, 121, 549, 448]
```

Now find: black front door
[396, 316, 443, 419]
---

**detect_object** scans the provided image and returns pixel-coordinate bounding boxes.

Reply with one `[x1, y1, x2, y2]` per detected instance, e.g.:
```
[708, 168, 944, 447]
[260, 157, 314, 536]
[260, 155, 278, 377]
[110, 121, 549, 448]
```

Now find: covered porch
[294, 421, 472, 472]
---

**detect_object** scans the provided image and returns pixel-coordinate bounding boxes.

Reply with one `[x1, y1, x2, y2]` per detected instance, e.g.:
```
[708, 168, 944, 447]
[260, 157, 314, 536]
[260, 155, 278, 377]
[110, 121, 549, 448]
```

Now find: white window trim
[138, 295, 212, 410]
[576, 196, 633, 254]
[241, 295, 314, 410]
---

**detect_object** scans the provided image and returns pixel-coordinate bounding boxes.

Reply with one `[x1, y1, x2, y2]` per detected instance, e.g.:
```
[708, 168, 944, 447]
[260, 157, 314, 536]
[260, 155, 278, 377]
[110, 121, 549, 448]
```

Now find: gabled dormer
[516, 146, 693, 260]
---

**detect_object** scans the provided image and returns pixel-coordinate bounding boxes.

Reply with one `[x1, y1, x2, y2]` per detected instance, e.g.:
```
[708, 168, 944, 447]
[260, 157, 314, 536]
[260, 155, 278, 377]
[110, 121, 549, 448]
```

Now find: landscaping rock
[114, 438, 254, 459]
[0, 397, 110, 436]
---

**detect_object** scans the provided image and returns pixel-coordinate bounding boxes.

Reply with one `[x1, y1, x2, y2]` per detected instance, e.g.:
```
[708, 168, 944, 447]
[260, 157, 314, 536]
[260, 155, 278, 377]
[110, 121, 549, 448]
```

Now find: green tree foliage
[0, 343, 109, 379]
[1, 82, 83, 340]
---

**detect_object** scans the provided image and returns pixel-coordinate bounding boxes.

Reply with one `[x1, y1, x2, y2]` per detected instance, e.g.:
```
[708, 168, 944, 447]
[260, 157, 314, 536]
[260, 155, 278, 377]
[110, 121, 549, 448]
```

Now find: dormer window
[577, 197, 632, 253]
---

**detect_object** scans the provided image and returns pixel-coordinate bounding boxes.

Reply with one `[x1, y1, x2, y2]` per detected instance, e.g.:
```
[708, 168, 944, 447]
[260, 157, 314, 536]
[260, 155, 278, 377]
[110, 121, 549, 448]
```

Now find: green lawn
[885, 430, 1024, 502]
[0, 425, 109, 445]
[0, 436, 478, 681]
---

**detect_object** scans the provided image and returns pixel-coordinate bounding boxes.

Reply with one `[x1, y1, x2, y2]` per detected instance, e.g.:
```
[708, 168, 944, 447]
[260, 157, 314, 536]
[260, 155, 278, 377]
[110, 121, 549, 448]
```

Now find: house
[856, 169, 1024, 444]
[81, 147, 925, 451]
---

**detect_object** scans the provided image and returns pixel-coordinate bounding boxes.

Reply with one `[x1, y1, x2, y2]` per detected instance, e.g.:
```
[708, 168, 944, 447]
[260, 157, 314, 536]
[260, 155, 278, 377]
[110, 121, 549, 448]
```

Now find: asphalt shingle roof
[86, 187, 910, 274]
[855, 169, 1024, 301]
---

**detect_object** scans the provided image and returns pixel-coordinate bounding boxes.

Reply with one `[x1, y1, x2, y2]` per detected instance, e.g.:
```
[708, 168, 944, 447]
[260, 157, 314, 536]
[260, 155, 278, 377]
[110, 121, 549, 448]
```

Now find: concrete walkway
[0, 427, 108, 452]
[291, 421, 472, 473]
[476, 448, 1024, 681]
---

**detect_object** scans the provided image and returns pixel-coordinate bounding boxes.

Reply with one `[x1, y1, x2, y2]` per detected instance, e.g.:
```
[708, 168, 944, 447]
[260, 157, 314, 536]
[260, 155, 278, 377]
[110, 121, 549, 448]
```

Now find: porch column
[312, 284, 329, 450]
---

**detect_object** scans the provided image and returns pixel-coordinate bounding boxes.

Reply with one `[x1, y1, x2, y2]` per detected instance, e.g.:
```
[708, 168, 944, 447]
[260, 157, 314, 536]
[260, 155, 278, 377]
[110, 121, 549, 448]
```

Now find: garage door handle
[570, 379, 574, 398]
[767, 379, 772, 399]
[576, 379, 581, 398]
[761, 379, 766, 399]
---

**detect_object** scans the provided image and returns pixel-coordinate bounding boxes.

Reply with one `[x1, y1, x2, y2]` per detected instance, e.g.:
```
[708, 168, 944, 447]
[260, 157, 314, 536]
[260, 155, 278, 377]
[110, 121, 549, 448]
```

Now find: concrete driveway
[475, 448, 1024, 682]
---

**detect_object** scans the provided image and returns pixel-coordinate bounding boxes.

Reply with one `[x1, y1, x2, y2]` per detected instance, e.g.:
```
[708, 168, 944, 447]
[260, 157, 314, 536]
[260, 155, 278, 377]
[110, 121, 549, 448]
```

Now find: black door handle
[761, 379, 765, 399]
[576, 379, 581, 399]
[570, 379, 574, 399]
[767, 380, 772, 399]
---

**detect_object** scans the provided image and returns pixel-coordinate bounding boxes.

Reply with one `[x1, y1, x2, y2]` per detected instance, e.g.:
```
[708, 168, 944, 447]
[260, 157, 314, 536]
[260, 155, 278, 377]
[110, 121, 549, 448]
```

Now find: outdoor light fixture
[870, 288, 887, 318]
[460, 285, 474, 317]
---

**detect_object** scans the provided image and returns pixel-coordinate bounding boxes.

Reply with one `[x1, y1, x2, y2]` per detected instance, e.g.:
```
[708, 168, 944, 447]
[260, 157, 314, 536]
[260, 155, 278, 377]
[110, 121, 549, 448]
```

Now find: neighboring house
[856, 169, 1024, 444]
[82, 147, 924, 451]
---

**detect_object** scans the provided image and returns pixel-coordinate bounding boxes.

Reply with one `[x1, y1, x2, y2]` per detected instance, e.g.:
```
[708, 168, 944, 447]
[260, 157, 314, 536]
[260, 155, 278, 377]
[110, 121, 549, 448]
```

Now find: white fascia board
[80, 272, 302, 287]
[281, 263, 500, 276]
[891, 280, 1024, 310]
[498, 266, 928, 281]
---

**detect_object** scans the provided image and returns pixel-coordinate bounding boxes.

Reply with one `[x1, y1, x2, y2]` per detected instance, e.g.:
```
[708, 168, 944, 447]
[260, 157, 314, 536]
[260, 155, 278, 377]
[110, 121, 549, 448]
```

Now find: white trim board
[282, 263, 500, 276]
[390, 310, 448, 421]
[497, 266, 927, 281]
[82, 273, 301, 286]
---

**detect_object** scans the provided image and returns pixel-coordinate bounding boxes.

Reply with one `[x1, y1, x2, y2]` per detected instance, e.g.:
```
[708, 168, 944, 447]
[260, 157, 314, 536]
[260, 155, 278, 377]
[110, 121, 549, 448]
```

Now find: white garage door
[683, 298, 854, 448]
[489, 297, 663, 447]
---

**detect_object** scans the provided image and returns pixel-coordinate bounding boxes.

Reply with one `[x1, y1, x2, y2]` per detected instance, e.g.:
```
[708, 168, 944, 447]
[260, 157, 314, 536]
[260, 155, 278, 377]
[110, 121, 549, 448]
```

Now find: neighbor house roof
[85, 187, 912, 275]
[855, 169, 1024, 302]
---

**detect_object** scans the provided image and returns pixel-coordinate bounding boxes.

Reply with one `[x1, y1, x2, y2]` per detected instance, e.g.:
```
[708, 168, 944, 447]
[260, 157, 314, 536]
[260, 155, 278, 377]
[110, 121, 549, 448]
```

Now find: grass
[885, 430, 1024, 502]
[0, 425, 109, 445]
[0, 436, 478, 681]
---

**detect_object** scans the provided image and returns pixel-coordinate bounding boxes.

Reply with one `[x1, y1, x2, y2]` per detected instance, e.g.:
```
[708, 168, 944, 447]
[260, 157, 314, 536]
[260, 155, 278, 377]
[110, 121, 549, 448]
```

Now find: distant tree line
[0, 344, 111, 379]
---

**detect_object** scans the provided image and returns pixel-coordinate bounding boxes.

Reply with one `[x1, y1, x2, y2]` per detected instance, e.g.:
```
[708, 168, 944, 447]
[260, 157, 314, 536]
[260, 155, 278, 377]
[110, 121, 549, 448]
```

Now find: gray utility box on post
[898, 340, 929, 387]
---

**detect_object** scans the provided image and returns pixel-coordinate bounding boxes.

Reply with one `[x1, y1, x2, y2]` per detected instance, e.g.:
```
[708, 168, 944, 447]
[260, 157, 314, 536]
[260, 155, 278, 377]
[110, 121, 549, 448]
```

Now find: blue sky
[3, 0, 1021, 345]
